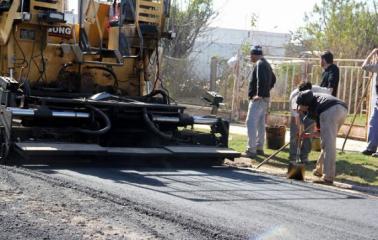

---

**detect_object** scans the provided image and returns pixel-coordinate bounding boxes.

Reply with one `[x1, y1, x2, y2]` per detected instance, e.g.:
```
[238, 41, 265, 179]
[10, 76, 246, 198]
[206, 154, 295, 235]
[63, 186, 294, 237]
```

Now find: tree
[163, 0, 216, 58]
[284, 28, 311, 57]
[250, 13, 258, 29]
[159, 0, 216, 98]
[288, 0, 378, 58]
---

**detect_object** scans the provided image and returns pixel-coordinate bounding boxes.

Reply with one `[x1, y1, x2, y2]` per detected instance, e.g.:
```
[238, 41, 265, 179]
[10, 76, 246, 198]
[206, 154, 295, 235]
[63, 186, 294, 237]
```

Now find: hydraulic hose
[85, 66, 119, 89]
[142, 108, 173, 140]
[78, 105, 111, 135]
[143, 90, 169, 104]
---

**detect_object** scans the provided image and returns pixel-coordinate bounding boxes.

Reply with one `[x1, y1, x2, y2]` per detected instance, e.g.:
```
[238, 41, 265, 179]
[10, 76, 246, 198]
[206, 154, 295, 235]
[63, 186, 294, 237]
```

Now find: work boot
[313, 178, 333, 185]
[300, 157, 310, 164]
[362, 149, 375, 156]
[243, 150, 256, 159]
[301, 159, 309, 164]
[256, 149, 265, 156]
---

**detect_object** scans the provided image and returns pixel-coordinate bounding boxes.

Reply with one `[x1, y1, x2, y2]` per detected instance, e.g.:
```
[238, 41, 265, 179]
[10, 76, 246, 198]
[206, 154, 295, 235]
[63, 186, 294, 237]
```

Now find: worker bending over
[289, 82, 332, 163]
[296, 90, 347, 184]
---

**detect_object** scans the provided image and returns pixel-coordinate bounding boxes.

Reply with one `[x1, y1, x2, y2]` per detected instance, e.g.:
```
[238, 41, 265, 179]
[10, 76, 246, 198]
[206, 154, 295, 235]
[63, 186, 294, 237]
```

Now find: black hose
[86, 66, 119, 89]
[78, 105, 111, 135]
[143, 90, 169, 104]
[142, 108, 173, 140]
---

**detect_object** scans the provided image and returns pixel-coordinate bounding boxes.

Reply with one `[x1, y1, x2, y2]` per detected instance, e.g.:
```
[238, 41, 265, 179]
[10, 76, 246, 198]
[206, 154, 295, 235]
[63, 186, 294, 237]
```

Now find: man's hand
[253, 96, 262, 101]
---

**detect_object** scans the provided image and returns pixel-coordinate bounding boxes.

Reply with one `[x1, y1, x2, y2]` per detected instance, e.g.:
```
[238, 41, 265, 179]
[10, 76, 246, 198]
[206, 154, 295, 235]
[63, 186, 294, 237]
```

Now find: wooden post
[210, 56, 218, 91]
[231, 55, 240, 121]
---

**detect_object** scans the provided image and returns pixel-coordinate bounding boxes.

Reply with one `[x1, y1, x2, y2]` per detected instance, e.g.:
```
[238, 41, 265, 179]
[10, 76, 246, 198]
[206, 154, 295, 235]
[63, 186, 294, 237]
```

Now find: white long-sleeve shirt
[362, 63, 378, 73]
[362, 63, 378, 107]
[289, 85, 332, 117]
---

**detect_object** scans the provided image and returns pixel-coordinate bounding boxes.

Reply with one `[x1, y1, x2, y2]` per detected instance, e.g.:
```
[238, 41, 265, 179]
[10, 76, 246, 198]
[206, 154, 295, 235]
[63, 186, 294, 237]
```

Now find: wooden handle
[256, 142, 290, 169]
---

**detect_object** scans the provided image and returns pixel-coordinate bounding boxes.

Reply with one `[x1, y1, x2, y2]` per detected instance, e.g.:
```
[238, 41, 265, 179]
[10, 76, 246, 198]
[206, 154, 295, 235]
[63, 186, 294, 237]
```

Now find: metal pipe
[52, 111, 89, 118]
[151, 115, 219, 125]
[29, 95, 185, 110]
[193, 116, 219, 125]
[152, 116, 180, 123]
[8, 108, 34, 116]
[21, 0, 24, 13]
[9, 69, 14, 79]
[7, 107, 90, 118]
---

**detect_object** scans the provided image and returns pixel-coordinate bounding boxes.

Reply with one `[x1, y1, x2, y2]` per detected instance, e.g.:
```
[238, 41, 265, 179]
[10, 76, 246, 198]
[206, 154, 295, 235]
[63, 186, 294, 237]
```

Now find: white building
[191, 27, 291, 80]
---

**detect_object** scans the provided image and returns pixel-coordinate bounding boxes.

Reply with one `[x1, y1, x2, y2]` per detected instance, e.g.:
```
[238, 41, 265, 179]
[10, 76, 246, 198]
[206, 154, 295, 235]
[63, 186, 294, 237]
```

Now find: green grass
[344, 114, 368, 126]
[229, 134, 378, 186]
[270, 111, 290, 116]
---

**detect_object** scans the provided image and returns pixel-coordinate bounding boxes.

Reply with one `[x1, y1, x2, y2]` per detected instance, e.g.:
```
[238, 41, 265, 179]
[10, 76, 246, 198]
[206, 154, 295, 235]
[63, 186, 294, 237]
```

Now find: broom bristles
[287, 162, 305, 181]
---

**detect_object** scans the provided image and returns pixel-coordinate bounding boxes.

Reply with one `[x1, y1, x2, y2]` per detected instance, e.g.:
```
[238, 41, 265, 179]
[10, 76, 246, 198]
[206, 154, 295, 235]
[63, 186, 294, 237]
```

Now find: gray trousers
[289, 113, 314, 161]
[246, 98, 269, 153]
[315, 105, 348, 181]
[366, 106, 378, 152]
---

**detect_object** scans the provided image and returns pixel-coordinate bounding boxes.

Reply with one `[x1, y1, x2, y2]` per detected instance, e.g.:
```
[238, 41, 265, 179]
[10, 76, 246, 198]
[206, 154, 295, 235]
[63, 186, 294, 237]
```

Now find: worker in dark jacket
[320, 51, 340, 97]
[296, 90, 347, 184]
[245, 45, 276, 158]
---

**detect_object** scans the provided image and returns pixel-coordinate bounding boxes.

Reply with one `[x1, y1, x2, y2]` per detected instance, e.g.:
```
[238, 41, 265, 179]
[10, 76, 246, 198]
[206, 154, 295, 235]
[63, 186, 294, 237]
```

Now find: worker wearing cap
[245, 45, 276, 158]
[296, 90, 347, 184]
[289, 82, 332, 163]
[361, 48, 378, 157]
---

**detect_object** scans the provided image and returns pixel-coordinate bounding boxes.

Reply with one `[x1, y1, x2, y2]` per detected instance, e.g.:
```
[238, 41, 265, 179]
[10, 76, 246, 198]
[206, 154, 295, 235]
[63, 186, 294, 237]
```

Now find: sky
[210, 0, 322, 33]
[67, 0, 321, 33]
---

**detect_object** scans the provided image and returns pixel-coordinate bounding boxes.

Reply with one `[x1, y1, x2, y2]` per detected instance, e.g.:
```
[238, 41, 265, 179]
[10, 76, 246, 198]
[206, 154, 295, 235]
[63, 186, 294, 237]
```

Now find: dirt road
[1, 165, 377, 239]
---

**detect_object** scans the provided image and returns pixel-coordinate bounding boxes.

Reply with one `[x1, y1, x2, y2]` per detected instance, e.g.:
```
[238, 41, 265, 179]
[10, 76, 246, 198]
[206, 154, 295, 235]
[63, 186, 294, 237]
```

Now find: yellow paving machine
[0, 0, 239, 164]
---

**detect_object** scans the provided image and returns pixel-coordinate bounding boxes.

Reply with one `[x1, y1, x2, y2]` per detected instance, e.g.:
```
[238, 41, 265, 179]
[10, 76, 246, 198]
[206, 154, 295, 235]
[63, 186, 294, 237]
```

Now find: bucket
[266, 126, 286, 150]
[312, 137, 321, 151]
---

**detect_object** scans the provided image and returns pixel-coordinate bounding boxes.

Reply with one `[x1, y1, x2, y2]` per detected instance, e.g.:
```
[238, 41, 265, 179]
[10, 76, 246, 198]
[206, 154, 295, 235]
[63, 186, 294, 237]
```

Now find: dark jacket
[320, 64, 339, 97]
[248, 58, 276, 98]
[306, 93, 347, 127]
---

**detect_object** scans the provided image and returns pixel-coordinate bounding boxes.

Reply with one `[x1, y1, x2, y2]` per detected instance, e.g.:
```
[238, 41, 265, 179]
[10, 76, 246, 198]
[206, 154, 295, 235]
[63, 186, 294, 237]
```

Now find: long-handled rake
[340, 73, 373, 153]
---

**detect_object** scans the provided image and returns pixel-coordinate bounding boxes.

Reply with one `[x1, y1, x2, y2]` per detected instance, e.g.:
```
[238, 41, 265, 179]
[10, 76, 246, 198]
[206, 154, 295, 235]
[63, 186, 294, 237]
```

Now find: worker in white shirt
[289, 82, 332, 163]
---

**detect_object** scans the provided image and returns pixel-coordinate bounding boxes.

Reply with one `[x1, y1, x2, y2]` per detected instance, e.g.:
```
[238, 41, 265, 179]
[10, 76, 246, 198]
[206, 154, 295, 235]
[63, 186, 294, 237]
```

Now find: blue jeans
[246, 98, 269, 153]
[367, 106, 378, 152]
[289, 113, 314, 161]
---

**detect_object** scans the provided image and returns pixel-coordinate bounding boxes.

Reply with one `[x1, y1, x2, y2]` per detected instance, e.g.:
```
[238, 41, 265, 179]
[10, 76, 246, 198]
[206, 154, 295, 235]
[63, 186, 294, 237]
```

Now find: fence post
[210, 57, 218, 91]
[231, 54, 241, 121]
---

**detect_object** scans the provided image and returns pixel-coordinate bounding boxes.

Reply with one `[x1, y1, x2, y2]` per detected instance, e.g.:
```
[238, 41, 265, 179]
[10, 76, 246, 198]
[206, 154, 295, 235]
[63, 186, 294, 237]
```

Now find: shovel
[287, 144, 305, 181]
[287, 124, 306, 180]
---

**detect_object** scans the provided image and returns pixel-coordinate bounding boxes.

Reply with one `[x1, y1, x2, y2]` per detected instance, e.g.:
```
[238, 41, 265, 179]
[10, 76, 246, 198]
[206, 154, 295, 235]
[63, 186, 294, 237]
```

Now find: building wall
[191, 27, 290, 80]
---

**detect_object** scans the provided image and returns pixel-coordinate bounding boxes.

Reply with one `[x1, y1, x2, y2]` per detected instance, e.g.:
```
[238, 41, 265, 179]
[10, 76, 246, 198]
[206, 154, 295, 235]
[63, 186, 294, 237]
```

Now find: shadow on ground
[25, 163, 364, 202]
